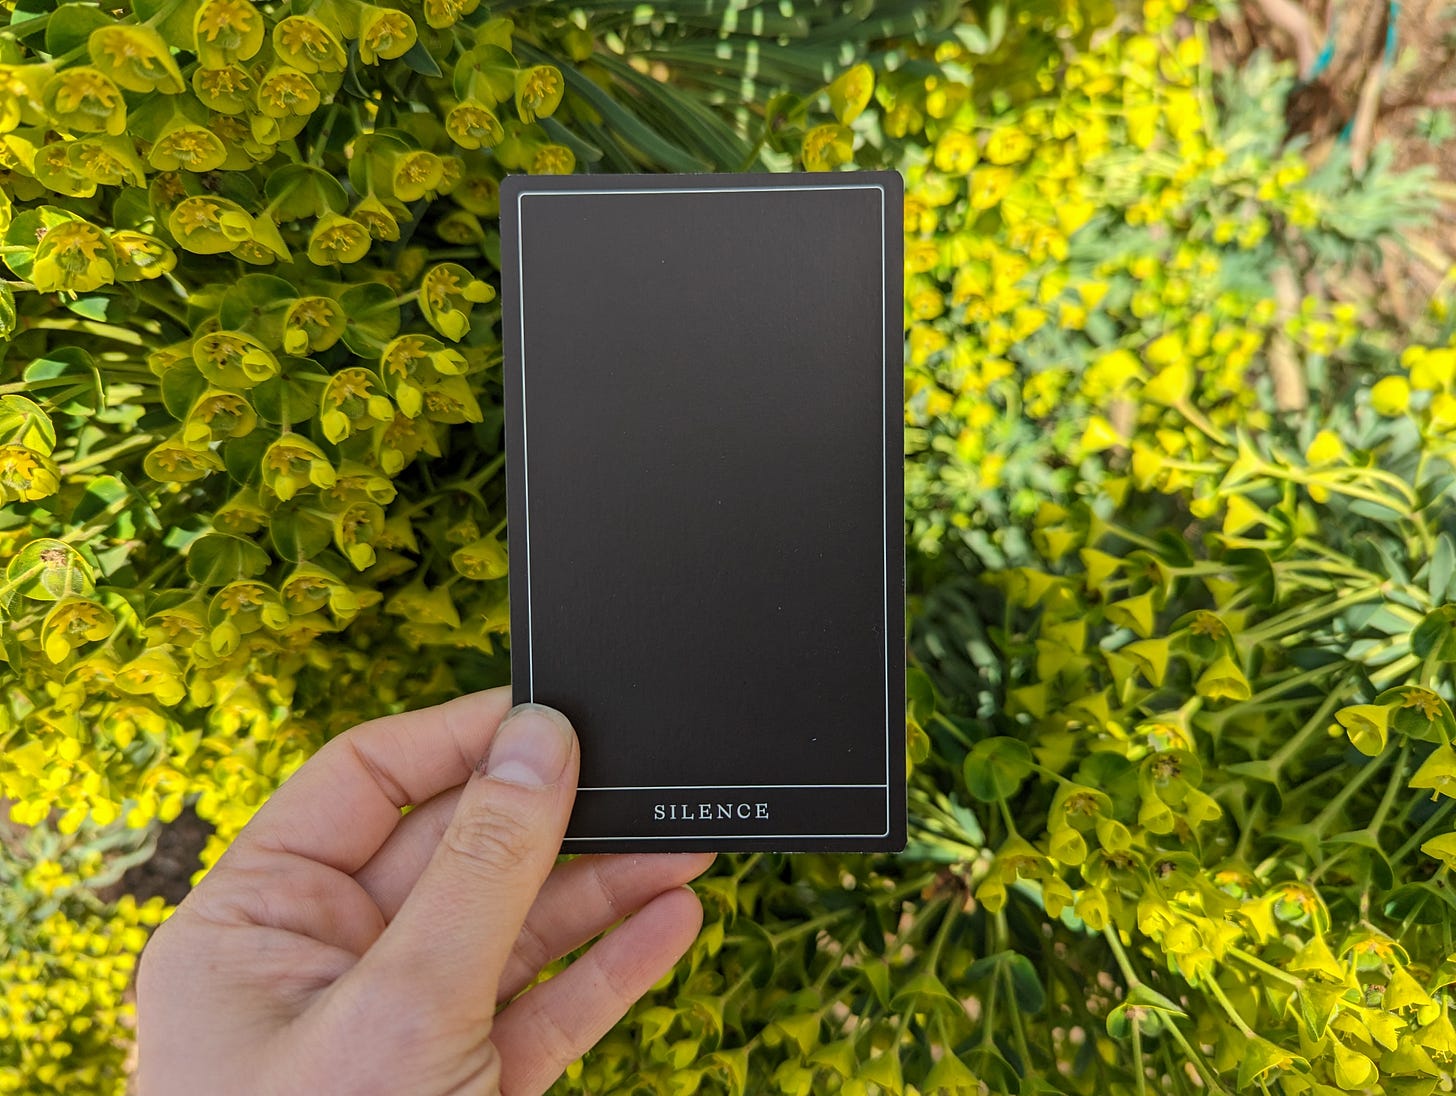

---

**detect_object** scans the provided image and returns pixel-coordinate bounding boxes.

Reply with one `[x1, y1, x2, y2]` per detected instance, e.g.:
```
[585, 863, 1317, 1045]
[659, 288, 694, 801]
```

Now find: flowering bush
[0, 819, 165, 1092]
[3, 0, 1455, 1092]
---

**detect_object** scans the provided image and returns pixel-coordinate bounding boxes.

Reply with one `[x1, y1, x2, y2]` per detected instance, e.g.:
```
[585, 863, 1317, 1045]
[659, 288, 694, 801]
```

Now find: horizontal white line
[578, 784, 888, 791]
[521, 185, 885, 198]
[565, 830, 893, 842]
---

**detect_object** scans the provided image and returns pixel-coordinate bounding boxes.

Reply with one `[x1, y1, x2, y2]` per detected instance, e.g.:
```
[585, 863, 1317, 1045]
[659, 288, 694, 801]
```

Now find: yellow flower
[802, 124, 854, 172]
[168, 196, 254, 254]
[390, 149, 445, 201]
[110, 230, 176, 281]
[194, 0, 265, 66]
[274, 15, 347, 73]
[968, 166, 1014, 210]
[307, 212, 372, 265]
[192, 330, 279, 388]
[828, 63, 874, 125]
[30, 219, 116, 293]
[43, 67, 126, 135]
[446, 100, 504, 150]
[0, 444, 60, 502]
[932, 129, 977, 174]
[1407, 347, 1456, 392]
[183, 389, 257, 444]
[357, 5, 418, 64]
[143, 434, 224, 483]
[529, 143, 575, 175]
[1370, 375, 1411, 416]
[33, 142, 98, 198]
[283, 296, 347, 354]
[320, 368, 394, 443]
[87, 25, 184, 94]
[349, 194, 402, 242]
[263, 434, 337, 501]
[192, 63, 254, 114]
[65, 135, 145, 187]
[984, 126, 1033, 165]
[256, 66, 320, 118]
[1335, 704, 1390, 757]
[42, 597, 116, 663]
[514, 65, 564, 124]
[424, 0, 481, 29]
[148, 123, 228, 173]
[1304, 428, 1346, 465]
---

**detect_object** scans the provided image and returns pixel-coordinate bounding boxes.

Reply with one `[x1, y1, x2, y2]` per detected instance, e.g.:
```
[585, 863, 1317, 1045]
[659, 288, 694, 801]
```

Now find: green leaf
[527, 46, 708, 173]
[400, 39, 443, 78]
[890, 971, 959, 1010]
[1412, 606, 1456, 661]
[1326, 829, 1395, 890]
[339, 282, 402, 356]
[263, 164, 348, 221]
[907, 665, 935, 725]
[46, 3, 114, 58]
[185, 533, 269, 586]
[5, 539, 95, 601]
[860, 958, 891, 1009]
[0, 394, 57, 452]
[71, 474, 128, 526]
[769, 1013, 820, 1056]
[218, 274, 297, 341]
[252, 366, 327, 426]
[963, 737, 1033, 801]
[269, 501, 332, 562]
[1383, 881, 1456, 924]
[220, 428, 273, 486]
[1430, 534, 1456, 602]
[1005, 953, 1047, 1013]
[23, 347, 103, 417]
[160, 363, 208, 421]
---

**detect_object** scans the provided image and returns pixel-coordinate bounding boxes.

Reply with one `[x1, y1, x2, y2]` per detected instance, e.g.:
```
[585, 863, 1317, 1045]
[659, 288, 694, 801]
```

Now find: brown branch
[1247, 0, 1322, 76]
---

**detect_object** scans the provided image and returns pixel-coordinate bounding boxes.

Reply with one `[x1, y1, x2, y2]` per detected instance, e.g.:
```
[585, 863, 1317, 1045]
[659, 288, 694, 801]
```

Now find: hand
[136, 688, 714, 1095]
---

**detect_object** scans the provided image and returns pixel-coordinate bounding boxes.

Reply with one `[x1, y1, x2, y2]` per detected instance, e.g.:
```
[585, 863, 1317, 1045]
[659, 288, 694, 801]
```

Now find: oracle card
[501, 171, 904, 852]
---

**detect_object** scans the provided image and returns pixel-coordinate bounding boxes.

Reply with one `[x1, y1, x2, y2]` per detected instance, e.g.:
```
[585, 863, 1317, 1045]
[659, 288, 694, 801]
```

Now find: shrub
[0, 819, 165, 1092]
[892, 31, 1434, 566]
[4, 0, 1454, 1092]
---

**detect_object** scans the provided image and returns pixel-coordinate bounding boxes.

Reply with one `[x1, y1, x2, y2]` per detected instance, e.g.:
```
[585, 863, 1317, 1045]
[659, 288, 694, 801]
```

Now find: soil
[97, 806, 214, 907]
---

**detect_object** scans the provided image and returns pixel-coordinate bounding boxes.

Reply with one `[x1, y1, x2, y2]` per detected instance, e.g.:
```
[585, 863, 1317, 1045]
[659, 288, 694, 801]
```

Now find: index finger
[228, 687, 514, 874]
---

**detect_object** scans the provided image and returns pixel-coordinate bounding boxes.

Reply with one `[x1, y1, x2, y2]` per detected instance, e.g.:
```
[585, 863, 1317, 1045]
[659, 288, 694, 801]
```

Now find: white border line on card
[518, 182, 891, 840]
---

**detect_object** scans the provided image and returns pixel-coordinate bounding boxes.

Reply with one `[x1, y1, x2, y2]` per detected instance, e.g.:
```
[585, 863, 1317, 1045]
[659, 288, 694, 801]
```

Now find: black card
[501, 171, 904, 852]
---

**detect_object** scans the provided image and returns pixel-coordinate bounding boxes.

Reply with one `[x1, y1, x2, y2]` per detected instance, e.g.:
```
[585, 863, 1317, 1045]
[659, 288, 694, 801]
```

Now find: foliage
[3, 0, 1456, 1093]
[0, 0, 972, 1090]
[0, 819, 166, 1092]
[898, 329, 1456, 1093]
[897, 31, 1434, 566]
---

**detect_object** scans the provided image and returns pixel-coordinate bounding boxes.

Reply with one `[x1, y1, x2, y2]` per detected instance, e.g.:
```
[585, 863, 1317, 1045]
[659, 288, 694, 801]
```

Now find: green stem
[1266, 681, 1353, 772]
[1392, 798, 1456, 864]
[1368, 743, 1412, 835]
[1239, 587, 1382, 647]
[1, 11, 49, 37]
[1229, 946, 1303, 987]
[1311, 752, 1389, 835]
[1204, 977, 1254, 1038]
[1103, 927, 1141, 987]
[60, 434, 159, 475]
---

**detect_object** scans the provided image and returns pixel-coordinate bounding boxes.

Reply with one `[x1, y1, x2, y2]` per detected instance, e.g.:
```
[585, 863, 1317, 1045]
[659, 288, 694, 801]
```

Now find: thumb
[354, 701, 579, 1017]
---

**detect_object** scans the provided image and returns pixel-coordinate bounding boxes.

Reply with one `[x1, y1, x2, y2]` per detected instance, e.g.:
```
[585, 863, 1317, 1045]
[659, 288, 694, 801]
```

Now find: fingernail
[481, 703, 573, 786]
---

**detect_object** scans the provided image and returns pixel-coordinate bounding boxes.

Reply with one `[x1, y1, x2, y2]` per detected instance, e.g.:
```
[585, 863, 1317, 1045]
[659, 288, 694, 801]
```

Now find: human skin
[135, 688, 714, 1094]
